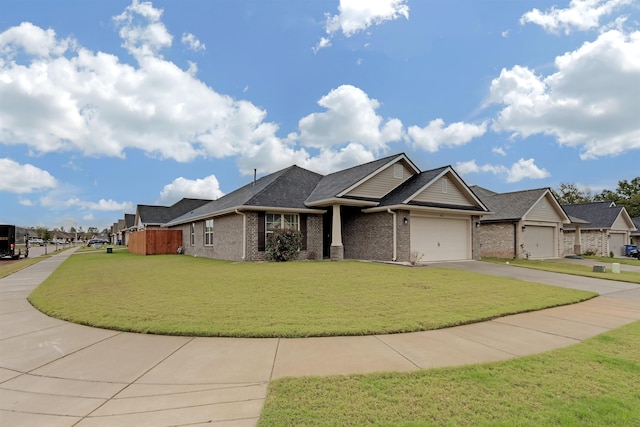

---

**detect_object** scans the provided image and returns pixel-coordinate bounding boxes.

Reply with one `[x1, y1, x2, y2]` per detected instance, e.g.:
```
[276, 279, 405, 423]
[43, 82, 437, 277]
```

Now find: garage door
[609, 233, 626, 257]
[411, 216, 470, 262]
[523, 226, 554, 259]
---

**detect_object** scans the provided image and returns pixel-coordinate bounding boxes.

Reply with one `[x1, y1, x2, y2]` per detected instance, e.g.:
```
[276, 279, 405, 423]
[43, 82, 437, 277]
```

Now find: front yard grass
[28, 251, 595, 337]
[258, 321, 640, 426]
[482, 258, 640, 284]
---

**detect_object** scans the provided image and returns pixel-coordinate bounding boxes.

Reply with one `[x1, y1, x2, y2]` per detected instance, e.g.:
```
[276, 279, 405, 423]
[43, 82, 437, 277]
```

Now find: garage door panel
[411, 217, 470, 262]
[523, 226, 554, 259]
[610, 233, 626, 257]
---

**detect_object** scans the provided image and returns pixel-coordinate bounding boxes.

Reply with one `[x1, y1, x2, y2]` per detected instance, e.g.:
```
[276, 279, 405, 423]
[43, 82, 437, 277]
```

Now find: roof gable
[378, 166, 488, 212]
[306, 153, 419, 205]
[478, 188, 567, 223]
[562, 201, 632, 230]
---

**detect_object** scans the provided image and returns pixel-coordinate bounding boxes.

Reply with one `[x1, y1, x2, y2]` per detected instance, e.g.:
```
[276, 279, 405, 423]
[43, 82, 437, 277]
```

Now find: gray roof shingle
[474, 187, 551, 222]
[562, 201, 624, 230]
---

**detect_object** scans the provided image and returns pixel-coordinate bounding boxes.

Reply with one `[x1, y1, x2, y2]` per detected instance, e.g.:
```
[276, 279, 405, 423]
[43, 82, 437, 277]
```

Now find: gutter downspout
[387, 209, 397, 261]
[235, 209, 246, 261]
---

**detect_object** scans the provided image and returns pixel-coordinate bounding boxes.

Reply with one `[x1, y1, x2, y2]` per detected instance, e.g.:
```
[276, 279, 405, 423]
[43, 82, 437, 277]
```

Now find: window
[190, 223, 195, 246]
[265, 213, 299, 240]
[204, 219, 214, 246]
[394, 163, 403, 179]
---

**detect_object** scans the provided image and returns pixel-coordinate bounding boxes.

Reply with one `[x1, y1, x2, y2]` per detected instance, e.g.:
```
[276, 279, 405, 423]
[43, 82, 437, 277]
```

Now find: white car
[28, 238, 44, 246]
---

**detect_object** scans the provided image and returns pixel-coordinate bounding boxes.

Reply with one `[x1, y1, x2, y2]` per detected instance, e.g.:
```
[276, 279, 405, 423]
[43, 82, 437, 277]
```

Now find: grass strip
[28, 251, 594, 338]
[482, 258, 640, 284]
[259, 321, 640, 426]
[0, 256, 51, 279]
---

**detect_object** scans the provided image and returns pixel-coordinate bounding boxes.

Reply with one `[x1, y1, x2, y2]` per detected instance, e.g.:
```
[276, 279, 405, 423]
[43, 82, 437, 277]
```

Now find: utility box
[592, 265, 606, 273]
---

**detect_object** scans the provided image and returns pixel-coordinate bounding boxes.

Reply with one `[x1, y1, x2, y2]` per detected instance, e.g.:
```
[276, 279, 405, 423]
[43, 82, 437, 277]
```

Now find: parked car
[87, 238, 110, 246]
[28, 238, 44, 246]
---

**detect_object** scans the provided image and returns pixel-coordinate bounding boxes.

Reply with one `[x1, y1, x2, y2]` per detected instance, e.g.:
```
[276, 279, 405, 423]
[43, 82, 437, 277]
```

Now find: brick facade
[342, 208, 393, 261]
[478, 222, 517, 258]
[175, 211, 324, 262]
[563, 229, 608, 256]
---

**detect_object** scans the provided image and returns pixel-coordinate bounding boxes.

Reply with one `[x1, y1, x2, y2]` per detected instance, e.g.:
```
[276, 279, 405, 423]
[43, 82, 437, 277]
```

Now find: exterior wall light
[403, 217, 408, 225]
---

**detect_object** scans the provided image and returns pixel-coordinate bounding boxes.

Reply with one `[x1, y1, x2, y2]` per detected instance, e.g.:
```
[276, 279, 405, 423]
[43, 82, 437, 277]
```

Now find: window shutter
[258, 211, 265, 251]
[300, 214, 307, 250]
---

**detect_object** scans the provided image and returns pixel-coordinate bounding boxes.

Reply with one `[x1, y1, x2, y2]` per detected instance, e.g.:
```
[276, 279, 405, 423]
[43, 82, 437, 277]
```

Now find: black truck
[0, 225, 27, 260]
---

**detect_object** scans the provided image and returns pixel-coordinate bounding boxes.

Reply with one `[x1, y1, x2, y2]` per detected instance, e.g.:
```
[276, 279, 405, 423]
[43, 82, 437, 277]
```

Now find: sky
[1, 0, 639, 232]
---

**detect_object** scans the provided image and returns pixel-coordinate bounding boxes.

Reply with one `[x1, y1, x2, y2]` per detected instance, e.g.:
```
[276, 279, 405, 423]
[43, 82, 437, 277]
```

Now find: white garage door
[411, 216, 470, 262]
[523, 226, 554, 259]
[610, 233, 626, 256]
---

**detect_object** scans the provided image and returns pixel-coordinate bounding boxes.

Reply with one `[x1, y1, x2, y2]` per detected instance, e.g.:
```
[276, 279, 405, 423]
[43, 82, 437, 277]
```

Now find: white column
[331, 204, 342, 246]
[574, 225, 582, 255]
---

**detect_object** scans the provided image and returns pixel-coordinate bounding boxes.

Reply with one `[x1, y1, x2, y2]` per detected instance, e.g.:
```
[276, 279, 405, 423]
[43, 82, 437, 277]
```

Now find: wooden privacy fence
[128, 229, 182, 255]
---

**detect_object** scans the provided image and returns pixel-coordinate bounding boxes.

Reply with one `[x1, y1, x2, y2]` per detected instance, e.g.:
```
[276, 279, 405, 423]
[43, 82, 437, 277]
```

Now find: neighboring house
[632, 218, 640, 246]
[133, 198, 212, 231]
[163, 153, 490, 263]
[471, 186, 570, 259]
[562, 202, 636, 257]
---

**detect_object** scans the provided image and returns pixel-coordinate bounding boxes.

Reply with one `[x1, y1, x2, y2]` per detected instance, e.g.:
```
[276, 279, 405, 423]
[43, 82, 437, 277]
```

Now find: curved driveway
[1, 249, 639, 426]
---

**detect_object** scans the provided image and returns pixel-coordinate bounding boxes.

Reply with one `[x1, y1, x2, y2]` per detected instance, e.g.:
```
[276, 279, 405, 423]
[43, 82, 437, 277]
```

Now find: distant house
[562, 202, 636, 257]
[632, 218, 640, 246]
[472, 186, 570, 259]
[133, 198, 212, 231]
[163, 153, 490, 263]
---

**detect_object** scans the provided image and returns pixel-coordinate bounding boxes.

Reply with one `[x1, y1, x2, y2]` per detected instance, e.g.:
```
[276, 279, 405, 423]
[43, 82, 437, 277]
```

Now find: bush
[266, 228, 303, 262]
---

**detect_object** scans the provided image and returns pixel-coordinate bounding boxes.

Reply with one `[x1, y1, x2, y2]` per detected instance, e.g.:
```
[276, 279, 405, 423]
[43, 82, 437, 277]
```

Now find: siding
[345, 162, 413, 199]
[412, 174, 474, 206]
[525, 195, 564, 222]
[611, 212, 632, 232]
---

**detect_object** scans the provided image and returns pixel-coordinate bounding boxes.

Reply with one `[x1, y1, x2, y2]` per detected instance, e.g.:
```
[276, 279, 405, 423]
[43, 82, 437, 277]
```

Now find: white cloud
[506, 158, 551, 182]
[0, 158, 57, 194]
[158, 175, 225, 205]
[63, 197, 134, 211]
[492, 146, 507, 156]
[489, 30, 640, 159]
[455, 158, 550, 183]
[407, 119, 487, 152]
[297, 85, 404, 151]
[0, 5, 287, 165]
[315, 0, 409, 51]
[181, 33, 206, 51]
[520, 0, 633, 34]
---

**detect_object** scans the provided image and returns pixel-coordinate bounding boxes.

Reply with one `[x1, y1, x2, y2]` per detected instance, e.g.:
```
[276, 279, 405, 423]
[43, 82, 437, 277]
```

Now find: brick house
[472, 186, 570, 259]
[562, 202, 636, 257]
[163, 153, 490, 262]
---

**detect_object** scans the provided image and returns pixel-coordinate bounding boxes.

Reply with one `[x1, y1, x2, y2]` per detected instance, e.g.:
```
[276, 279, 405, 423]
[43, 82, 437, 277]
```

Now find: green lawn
[0, 255, 49, 279]
[27, 251, 595, 337]
[258, 321, 640, 426]
[482, 257, 640, 284]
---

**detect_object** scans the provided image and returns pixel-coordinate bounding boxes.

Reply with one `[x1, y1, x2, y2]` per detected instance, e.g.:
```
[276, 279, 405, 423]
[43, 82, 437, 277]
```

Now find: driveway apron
[1, 252, 639, 426]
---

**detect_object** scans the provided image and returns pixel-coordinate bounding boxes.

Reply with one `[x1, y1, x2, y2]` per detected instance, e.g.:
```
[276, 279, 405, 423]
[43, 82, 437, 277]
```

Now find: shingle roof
[305, 154, 405, 204]
[476, 188, 551, 222]
[632, 218, 640, 235]
[166, 166, 323, 225]
[138, 198, 212, 225]
[562, 201, 625, 230]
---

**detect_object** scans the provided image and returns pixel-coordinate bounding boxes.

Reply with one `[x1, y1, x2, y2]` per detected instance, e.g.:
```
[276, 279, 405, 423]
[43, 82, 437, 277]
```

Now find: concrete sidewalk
[1, 252, 639, 426]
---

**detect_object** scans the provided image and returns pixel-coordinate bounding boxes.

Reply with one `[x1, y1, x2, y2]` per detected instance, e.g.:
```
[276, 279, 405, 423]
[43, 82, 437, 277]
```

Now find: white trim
[305, 198, 379, 208]
[364, 204, 493, 216]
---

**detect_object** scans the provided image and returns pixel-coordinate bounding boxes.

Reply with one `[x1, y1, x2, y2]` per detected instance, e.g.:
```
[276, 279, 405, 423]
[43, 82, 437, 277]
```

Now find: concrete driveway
[1, 251, 639, 426]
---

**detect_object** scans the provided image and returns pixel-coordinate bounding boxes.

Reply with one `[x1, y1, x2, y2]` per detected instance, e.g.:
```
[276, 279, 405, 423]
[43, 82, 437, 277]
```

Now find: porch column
[330, 204, 344, 261]
[574, 225, 582, 255]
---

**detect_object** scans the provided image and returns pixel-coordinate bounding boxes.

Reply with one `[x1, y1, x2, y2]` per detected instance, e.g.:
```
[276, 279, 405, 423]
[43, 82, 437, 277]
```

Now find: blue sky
[1, 0, 639, 231]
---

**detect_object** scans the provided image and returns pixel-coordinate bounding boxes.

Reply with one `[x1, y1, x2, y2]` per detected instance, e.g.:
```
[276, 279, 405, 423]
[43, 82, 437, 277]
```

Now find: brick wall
[478, 222, 516, 258]
[342, 207, 394, 260]
[564, 229, 608, 256]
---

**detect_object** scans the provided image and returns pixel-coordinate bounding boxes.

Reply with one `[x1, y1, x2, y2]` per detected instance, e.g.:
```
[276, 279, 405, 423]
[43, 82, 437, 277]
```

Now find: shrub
[266, 228, 303, 262]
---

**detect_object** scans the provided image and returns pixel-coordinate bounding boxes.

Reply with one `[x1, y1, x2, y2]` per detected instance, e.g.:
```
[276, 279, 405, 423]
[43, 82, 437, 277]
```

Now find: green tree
[596, 177, 640, 218]
[552, 182, 595, 205]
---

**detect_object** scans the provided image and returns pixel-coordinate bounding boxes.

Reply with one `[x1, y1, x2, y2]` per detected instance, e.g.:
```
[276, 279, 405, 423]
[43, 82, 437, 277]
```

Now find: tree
[596, 177, 640, 218]
[552, 182, 595, 205]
